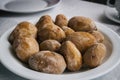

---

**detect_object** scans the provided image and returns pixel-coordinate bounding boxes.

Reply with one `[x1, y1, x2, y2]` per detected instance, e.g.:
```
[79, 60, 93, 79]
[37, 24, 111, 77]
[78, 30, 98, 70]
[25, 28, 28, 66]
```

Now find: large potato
[40, 39, 61, 51]
[9, 21, 37, 44]
[60, 41, 82, 71]
[68, 16, 97, 32]
[36, 15, 53, 30]
[13, 37, 39, 62]
[37, 23, 66, 43]
[83, 43, 106, 68]
[65, 32, 97, 53]
[29, 51, 66, 74]
[55, 14, 68, 27]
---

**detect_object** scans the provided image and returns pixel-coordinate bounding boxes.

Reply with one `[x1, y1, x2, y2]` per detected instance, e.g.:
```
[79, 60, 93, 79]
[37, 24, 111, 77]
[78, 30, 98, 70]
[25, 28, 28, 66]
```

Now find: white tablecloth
[0, 0, 120, 80]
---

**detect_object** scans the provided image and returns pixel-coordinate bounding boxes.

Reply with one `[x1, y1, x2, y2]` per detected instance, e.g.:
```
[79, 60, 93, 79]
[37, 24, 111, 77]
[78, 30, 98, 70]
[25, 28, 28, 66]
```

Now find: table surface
[0, 0, 120, 80]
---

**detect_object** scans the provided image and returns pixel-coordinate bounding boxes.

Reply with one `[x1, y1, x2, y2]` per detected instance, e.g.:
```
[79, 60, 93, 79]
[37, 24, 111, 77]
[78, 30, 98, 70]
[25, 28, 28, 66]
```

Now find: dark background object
[85, 0, 115, 4]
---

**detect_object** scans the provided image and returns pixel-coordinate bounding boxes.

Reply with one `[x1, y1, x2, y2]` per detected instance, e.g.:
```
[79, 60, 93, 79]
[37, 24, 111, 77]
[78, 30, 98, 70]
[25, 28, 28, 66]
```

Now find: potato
[83, 43, 106, 68]
[13, 37, 39, 62]
[61, 26, 75, 36]
[40, 39, 61, 51]
[60, 41, 82, 71]
[91, 31, 104, 43]
[65, 32, 97, 53]
[29, 51, 66, 74]
[55, 14, 68, 27]
[68, 16, 97, 32]
[9, 21, 37, 44]
[37, 23, 66, 43]
[36, 15, 53, 30]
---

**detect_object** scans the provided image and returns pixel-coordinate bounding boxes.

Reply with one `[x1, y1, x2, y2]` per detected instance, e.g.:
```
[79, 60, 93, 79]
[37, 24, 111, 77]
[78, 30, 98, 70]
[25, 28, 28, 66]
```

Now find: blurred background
[85, 0, 115, 4]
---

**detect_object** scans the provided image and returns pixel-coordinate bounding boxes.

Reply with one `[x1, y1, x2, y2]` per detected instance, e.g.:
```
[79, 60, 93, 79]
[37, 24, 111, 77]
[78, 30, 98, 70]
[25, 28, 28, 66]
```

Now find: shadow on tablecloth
[0, 63, 28, 80]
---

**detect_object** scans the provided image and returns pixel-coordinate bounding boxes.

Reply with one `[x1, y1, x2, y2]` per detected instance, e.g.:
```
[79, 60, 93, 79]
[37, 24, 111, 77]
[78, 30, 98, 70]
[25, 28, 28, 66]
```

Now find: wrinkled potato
[91, 31, 104, 43]
[83, 43, 106, 68]
[65, 32, 97, 53]
[60, 41, 82, 71]
[13, 37, 39, 62]
[55, 14, 68, 27]
[61, 26, 75, 36]
[29, 51, 66, 74]
[40, 39, 61, 51]
[68, 16, 97, 32]
[9, 21, 37, 44]
[37, 23, 66, 43]
[36, 15, 53, 30]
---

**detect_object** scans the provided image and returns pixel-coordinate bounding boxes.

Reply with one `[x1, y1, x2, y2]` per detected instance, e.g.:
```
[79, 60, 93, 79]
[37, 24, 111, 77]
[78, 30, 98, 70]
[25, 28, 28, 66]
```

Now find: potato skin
[29, 51, 66, 74]
[60, 41, 82, 71]
[36, 15, 53, 30]
[65, 32, 97, 53]
[37, 23, 66, 43]
[61, 26, 75, 36]
[91, 31, 104, 43]
[9, 21, 37, 44]
[83, 43, 106, 68]
[68, 16, 97, 32]
[55, 14, 68, 27]
[13, 37, 39, 62]
[40, 39, 61, 51]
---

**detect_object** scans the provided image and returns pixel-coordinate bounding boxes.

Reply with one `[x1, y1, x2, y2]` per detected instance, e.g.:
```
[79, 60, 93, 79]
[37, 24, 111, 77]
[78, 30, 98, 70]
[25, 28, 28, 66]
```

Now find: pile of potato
[9, 14, 106, 74]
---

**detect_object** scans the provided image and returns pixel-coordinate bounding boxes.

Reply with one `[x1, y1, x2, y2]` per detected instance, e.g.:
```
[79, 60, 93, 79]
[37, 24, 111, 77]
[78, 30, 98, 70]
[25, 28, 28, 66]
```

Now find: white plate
[0, 21, 120, 80]
[104, 6, 120, 24]
[0, 0, 61, 13]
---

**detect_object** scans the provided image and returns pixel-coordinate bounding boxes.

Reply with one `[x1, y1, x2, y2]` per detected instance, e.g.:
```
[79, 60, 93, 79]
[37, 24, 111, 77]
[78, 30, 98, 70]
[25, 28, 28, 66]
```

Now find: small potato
[36, 15, 53, 30]
[13, 37, 39, 62]
[83, 43, 106, 68]
[29, 51, 66, 74]
[37, 23, 66, 42]
[61, 26, 75, 36]
[9, 21, 37, 44]
[55, 14, 68, 27]
[68, 16, 97, 32]
[65, 32, 97, 53]
[91, 31, 104, 43]
[60, 41, 82, 71]
[40, 39, 61, 51]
